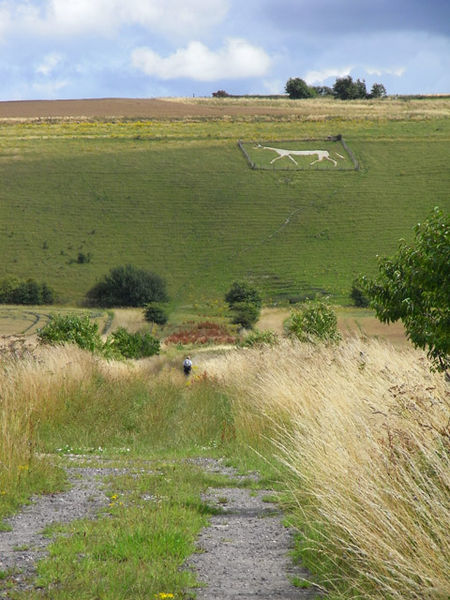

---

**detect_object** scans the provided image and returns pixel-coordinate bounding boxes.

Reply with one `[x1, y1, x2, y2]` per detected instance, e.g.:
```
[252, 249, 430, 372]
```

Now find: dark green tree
[285, 77, 316, 99]
[144, 303, 169, 325]
[333, 76, 367, 100]
[87, 265, 168, 307]
[360, 208, 449, 372]
[370, 83, 387, 98]
[230, 302, 260, 329]
[225, 281, 262, 309]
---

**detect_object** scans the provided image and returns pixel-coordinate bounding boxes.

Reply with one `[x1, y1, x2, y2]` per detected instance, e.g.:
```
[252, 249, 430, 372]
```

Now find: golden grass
[1, 335, 448, 598]
[172, 96, 450, 120]
[202, 338, 449, 599]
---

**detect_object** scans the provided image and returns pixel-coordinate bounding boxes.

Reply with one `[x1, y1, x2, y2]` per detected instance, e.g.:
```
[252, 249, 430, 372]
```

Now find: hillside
[0, 98, 449, 305]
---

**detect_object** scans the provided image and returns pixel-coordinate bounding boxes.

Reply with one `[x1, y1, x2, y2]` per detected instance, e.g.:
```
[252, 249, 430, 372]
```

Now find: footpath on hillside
[0, 456, 319, 599]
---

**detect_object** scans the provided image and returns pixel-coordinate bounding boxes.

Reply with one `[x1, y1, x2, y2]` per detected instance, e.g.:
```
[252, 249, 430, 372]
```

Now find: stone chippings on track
[0, 463, 125, 596]
[0, 457, 319, 598]
[186, 458, 319, 600]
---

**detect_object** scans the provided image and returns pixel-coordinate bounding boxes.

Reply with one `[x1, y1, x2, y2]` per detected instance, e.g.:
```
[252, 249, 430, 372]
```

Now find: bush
[225, 281, 262, 309]
[288, 301, 341, 343]
[239, 329, 278, 347]
[108, 327, 160, 359]
[230, 302, 260, 329]
[144, 303, 169, 325]
[86, 264, 168, 307]
[0, 277, 55, 305]
[350, 281, 369, 307]
[38, 315, 103, 353]
[360, 207, 449, 372]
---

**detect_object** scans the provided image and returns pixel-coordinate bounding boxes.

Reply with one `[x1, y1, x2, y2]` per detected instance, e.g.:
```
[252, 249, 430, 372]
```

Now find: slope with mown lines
[0, 119, 448, 304]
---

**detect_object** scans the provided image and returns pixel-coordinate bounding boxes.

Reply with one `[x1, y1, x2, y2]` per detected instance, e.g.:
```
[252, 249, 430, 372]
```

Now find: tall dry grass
[203, 338, 449, 600]
[0, 345, 146, 497]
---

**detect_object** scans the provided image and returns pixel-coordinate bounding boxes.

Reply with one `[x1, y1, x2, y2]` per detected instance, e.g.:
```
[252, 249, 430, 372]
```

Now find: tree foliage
[38, 314, 103, 353]
[108, 327, 160, 359]
[230, 301, 260, 329]
[87, 265, 168, 308]
[0, 277, 55, 305]
[360, 208, 449, 372]
[144, 303, 169, 325]
[370, 83, 387, 98]
[333, 76, 367, 100]
[225, 281, 262, 309]
[285, 77, 316, 99]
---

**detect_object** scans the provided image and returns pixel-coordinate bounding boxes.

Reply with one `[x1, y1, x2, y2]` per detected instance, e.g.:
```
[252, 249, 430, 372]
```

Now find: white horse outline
[254, 143, 344, 167]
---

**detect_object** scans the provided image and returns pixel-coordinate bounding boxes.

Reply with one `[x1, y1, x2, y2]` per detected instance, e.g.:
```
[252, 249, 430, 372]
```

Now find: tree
[225, 281, 262, 309]
[144, 303, 169, 325]
[86, 265, 168, 307]
[333, 76, 367, 100]
[370, 83, 387, 98]
[350, 280, 370, 307]
[285, 77, 316, 99]
[225, 281, 262, 330]
[360, 208, 449, 372]
[230, 302, 260, 329]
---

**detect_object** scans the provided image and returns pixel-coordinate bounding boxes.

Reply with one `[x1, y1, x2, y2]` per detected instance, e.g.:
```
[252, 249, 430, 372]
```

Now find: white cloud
[36, 52, 63, 76]
[131, 39, 272, 81]
[0, 0, 230, 38]
[304, 66, 354, 85]
[366, 66, 406, 77]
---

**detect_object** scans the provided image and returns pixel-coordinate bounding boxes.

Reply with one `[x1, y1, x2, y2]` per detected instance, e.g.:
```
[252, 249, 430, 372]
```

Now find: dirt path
[186, 458, 319, 599]
[0, 457, 318, 598]
[0, 462, 124, 596]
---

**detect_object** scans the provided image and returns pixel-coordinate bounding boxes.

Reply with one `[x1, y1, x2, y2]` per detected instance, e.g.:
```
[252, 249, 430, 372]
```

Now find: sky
[0, 0, 449, 101]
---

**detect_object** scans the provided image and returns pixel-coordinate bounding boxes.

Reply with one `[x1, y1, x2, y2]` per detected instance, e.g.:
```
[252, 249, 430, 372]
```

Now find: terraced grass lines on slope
[0, 118, 449, 304]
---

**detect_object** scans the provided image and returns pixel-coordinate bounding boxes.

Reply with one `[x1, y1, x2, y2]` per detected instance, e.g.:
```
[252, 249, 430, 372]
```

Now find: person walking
[183, 355, 193, 376]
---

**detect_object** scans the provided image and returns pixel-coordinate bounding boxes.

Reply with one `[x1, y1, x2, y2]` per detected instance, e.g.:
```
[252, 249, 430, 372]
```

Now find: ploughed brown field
[0, 97, 298, 119]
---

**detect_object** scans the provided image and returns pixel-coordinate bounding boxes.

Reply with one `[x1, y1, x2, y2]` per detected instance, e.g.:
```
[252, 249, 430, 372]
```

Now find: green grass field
[1, 110, 449, 305]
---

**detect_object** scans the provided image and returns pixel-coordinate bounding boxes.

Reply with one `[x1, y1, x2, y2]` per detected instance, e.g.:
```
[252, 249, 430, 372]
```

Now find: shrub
[164, 321, 236, 346]
[144, 303, 169, 325]
[86, 264, 168, 307]
[38, 315, 103, 353]
[239, 329, 278, 348]
[108, 327, 160, 359]
[288, 301, 341, 343]
[225, 281, 262, 309]
[350, 281, 369, 307]
[230, 302, 260, 329]
[0, 277, 55, 305]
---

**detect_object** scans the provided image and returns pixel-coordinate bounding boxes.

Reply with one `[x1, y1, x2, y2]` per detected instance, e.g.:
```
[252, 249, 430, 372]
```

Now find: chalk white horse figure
[255, 144, 344, 167]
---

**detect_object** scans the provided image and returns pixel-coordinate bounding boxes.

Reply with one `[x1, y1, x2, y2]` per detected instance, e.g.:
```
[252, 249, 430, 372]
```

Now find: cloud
[0, 0, 230, 38]
[131, 39, 272, 81]
[305, 66, 353, 85]
[36, 53, 63, 76]
[366, 66, 406, 77]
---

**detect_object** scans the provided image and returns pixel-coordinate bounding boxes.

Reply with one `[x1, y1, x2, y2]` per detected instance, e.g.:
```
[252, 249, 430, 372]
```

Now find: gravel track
[0, 457, 318, 598]
[0, 464, 115, 596]
[186, 458, 319, 599]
